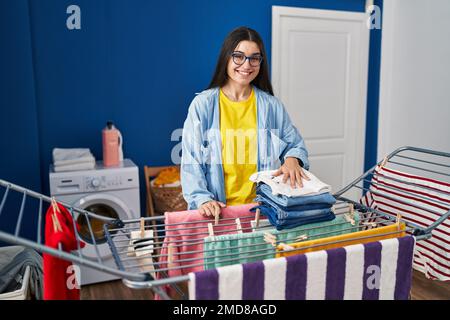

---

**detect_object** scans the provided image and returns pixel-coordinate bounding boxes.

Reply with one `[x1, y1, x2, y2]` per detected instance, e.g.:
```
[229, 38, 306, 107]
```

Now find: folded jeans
[254, 194, 332, 212]
[250, 204, 336, 230]
[256, 183, 336, 208]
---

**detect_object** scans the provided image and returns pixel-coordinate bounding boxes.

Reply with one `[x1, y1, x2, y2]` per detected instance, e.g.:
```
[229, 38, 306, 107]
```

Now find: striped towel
[188, 235, 416, 300]
[360, 165, 450, 280]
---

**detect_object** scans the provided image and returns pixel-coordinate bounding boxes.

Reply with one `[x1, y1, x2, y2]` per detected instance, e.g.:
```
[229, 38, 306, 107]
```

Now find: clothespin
[235, 218, 242, 234]
[51, 197, 61, 213]
[263, 232, 277, 247]
[254, 208, 260, 229]
[361, 221, 377, 228]
[344, 204, 356, 226]
[167, 244, 174, 268]
[50, 197, 63, 232]
[278, 243, 294, 251]
[396, 212, 402, 231]
[51, 212, 63, 233]
[208, 223, 214, 237]
[380, 156, 388, 168]
[140, 217, 145, 238]
[54, 214, 63, 232]
[295, 234, 308, 242]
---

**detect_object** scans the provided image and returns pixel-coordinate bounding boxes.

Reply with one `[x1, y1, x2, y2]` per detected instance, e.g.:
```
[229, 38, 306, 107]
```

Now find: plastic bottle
[102, 121, 123, 167]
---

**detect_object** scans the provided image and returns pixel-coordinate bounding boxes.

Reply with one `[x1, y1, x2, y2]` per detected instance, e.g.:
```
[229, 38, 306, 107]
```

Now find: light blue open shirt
[181, 85, 309, 210]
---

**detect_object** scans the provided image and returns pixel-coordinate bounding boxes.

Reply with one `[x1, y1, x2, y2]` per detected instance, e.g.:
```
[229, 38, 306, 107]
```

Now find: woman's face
[226, 40, 261, 87]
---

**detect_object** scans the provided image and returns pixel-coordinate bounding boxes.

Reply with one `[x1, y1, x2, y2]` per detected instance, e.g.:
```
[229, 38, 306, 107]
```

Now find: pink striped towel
[360, 165, 450, 281]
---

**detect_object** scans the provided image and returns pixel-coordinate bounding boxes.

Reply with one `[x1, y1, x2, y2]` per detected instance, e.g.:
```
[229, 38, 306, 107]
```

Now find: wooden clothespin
[51, 197, 61, 213]
[51, 212, 63, 233]
[263, 232, 277, 247]
[396, 212, 402, 231]
[235, 218, 242, 234]
[295, 234, 308, 242]
[278, 243, 294, 251]
[254, 208, 260, 229]
[50, 197, 63, 232]
[380, 156, 388, 168]
[208, 223, 214, 237]
[362, 221, 377, 228]
[140, 217, 145, 238]
[344, 203, 356, 226]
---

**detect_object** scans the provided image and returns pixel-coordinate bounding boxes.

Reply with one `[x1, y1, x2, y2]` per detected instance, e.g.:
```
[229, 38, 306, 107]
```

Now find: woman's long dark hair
[207, 26, 273, 95]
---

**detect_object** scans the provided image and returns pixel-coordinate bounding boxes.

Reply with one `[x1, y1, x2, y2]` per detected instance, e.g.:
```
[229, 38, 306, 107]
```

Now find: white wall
[378, 0, 450, 159]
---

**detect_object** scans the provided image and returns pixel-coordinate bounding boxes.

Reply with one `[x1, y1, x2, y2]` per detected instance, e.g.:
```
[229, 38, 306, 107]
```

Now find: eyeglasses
[231, 52, 263, 67]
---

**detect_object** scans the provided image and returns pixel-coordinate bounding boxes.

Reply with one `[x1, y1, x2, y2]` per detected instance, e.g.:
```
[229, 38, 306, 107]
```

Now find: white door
[272, 6, 370, 199]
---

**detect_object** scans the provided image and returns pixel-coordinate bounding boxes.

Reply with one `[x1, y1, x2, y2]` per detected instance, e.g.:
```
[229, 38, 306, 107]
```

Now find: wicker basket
[150, 182, 187, 213]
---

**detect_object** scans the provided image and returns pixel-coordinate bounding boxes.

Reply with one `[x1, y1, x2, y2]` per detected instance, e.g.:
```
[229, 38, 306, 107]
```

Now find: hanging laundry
[154, 203, 256, 300]
[250, 169, 331, 197]
[188, 235, 416, 300]
[43, 201, 85, 300]
[203, 212, 362, 269]
[360, 165, 450, 281]
[276, 221, 406, 258]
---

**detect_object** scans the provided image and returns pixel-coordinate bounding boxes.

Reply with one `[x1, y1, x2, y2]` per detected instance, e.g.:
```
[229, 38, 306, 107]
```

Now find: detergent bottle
[102, 121, 123, 167]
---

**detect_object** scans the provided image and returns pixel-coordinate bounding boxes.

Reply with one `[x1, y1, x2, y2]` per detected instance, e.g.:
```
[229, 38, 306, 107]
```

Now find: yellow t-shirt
[219, 88, 257, 206]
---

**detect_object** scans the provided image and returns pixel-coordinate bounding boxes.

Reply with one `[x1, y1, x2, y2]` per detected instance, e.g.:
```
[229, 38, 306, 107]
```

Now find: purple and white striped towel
[188, 235, 416, 300]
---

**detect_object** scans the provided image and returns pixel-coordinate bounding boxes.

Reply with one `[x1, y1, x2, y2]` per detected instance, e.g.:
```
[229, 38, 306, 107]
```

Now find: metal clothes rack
[0, 146, 449, 300]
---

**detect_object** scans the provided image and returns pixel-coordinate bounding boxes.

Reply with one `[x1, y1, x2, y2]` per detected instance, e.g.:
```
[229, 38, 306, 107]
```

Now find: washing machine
[49, 159, 140, 285]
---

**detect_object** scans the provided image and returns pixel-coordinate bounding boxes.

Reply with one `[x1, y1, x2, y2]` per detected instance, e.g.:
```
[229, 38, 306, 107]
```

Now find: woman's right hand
[199, 200, 226, 218]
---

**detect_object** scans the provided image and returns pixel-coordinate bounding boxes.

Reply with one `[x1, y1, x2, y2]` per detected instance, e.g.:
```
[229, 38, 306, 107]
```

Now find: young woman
[181, 26, 309, 217]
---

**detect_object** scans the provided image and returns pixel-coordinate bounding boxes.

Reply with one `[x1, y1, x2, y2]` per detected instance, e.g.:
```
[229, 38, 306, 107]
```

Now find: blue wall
[0, 0, 381, 240]
[0, 0, 42, 241]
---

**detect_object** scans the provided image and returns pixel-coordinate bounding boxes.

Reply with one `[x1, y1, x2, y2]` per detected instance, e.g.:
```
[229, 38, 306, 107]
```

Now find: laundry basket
[0, 266, 31, 300]
[144, 165, 187, 216]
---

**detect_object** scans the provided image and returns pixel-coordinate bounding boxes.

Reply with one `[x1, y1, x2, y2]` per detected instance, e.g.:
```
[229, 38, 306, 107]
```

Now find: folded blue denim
[203, 213, 361, 269]
[256, 183, 336, 208]
[250, 203, 336, 230]
[255, 194, 333, 220]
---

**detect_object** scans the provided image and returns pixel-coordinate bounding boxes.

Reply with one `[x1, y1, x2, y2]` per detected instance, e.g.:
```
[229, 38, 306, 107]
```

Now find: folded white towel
[52, 148, 95, 166]
[53, 161, 96, 172]
[249, 169, 331, 197]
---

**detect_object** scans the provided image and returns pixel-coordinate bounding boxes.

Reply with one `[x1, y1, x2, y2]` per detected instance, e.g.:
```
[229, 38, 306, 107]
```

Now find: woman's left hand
[273, 157, 310, 188]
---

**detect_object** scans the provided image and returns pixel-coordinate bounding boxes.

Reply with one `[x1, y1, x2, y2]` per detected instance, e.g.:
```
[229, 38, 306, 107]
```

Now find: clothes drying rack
[0, 146, 449, 300]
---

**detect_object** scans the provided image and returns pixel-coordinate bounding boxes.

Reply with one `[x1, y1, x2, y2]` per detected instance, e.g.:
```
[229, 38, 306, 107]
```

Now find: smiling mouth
[236, 70, 253, 76]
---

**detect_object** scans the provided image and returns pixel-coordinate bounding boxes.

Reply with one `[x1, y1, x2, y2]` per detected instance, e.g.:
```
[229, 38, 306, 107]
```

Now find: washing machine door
[73, 193, 133, 261]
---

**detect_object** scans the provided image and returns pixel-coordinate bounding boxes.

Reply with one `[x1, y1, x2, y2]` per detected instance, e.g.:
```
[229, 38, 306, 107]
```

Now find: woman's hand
[273, 157, 310, 188]
[198, 200, 226, 218]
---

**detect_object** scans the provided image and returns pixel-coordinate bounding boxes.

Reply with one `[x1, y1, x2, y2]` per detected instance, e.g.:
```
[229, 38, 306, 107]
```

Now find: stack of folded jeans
[250, 183, 336, 230]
